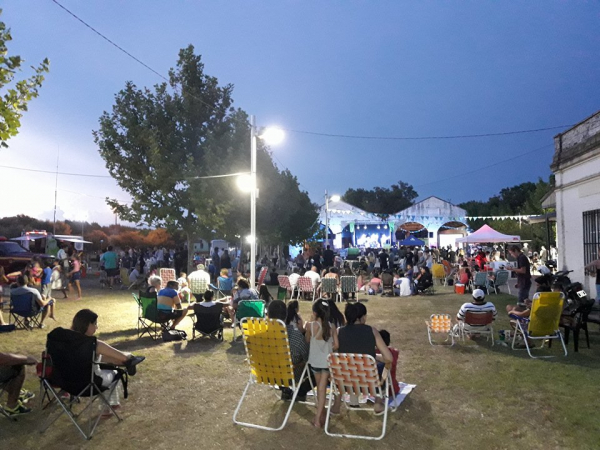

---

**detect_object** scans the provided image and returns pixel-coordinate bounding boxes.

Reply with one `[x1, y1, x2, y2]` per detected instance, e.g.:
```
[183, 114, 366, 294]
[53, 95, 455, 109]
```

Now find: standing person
[212, 246, 221, 274]
[313, 250, 322, 274]
[584, 246, 600, 305]
[50, 260, 68, 299]
[100, 246, 119, 289]
[323, 245, 335, 269]
[56, 244, 69, 286]
[305, 300, 338, 428]
[508, 245, 532, 307]
[220, 250, 232, 271]
[378, 248, 389, 271]
[69, 254, 83, 300]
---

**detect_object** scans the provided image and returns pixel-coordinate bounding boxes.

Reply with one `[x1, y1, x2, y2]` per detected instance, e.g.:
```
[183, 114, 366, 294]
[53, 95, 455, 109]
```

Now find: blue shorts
[310, 366, 329, 374]
[71, 272, 81, 282]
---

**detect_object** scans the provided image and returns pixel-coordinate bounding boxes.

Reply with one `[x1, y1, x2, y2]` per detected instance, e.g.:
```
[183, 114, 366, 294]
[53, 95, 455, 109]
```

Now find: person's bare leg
[39, 307, 49, 325]
[75, 280, 82, 299]
[172, 309, 188, 328]
[314, 372, 329, 427]
[6, 366, 25, 408]
[0, 311, 6, 326]
[96, 340, 130, 365]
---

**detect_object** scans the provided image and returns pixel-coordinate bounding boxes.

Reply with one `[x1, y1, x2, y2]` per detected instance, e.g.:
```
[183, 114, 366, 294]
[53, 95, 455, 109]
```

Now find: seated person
[68, 309, 145, 411]
[288, 268, 301, 296]
[221, 278, 259, 321]
[304, 266, 321, 291]
[268, 267, 279, 286]
[393, 271, 412, 297]
[456, 289, 497, 333]
[177, 272, 192, 303]
[11, 275, 56, 327]
[368, 270, 382, 295]
[129, 265, 142, 286]
[380, 270, 394, 295]
[197, 290, 216, 307]
[0, 352, 37, 416]
[414, 267, 433, 294]
[145, 275, 162, 294]
[216, 269, 233, 295]
[157, 280, 188, 328]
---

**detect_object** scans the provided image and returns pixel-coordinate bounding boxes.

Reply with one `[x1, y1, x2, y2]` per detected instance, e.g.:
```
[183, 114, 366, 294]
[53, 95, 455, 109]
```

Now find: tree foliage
[94, 46, 317, 267]
[342, 181, 418, 218]
[0, 10, 49, 148]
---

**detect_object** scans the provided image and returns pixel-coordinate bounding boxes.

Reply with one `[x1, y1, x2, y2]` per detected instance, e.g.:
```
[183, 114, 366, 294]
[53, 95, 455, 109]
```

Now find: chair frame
[459, 311, 495, 346]
[510, 292, 567, 359]
[325, 353, 396, 440]
[159, 268, 176, 288]
[321, 277, 341, 302]
[277, 275, 292, 301]
[340, 275, 358, 300]
[191, 303, 224, 341]
[426, 314, 456, 346]
[39, 344, 124, 440]
[136, 292, 171, 340]
[295, 276, 316, 302]
[233, 317, 310, 431]
[487, 270, 510, 295]
[472, 272, 488, 291]
[257, 266, 269, 288]
[232, 299, 266, 341]
[10, 293, 43, 330]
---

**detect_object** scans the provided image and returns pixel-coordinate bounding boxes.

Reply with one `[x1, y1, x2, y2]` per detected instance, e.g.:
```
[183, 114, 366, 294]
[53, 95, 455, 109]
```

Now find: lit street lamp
[240, 116, 284, 288]
[325, 192, 341, 248]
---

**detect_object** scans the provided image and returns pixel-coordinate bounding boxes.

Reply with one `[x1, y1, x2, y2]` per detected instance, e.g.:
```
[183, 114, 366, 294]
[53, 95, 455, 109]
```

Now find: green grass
[1, 281, 600, 449]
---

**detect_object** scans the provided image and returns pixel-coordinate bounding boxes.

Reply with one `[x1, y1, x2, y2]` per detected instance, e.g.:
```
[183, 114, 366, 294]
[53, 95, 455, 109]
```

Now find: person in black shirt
[508, 245, 531, 305]
[323, 245, 335, 269]
[378, 249, 389, 271]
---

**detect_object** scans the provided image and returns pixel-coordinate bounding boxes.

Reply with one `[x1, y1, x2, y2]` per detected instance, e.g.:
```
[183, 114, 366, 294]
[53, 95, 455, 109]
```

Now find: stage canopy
[455, 224, 520, 244]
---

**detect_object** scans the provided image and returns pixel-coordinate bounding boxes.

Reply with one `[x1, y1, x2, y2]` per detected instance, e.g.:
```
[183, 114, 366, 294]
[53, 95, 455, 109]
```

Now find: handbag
[162, 329, 187, 342]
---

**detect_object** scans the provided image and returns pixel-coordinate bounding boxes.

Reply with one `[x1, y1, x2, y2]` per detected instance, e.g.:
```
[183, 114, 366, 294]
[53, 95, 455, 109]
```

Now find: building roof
[551, 109, 600, 172]
[394, 196, 467, 219]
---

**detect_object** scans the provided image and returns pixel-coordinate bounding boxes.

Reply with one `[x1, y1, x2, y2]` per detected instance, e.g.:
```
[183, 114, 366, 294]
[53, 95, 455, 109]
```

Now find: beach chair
[321, 277, 340, 302]
[277, 275, 292, 301]
[233, 317, 309, 431]
[340, 275, 358, 300]
[232, 300, 265, 341]
[210, 277, 234, 300]
[487, 270, 510, 294]
[39, 328, 128, 440]
[510, 292, 567, 358]
[459, 311, 495, 346]
[472, 272, 488, 292]
[191, 303, 224, 341]
[159, 268, 176, 288]
[10, 293, 43, 330]
[257, 266, 268, 288]
[426, 314, 455, 346]
[295, 276, 316, 301]
[325, 353, 396, 440]
[137, 291, 171, 340]
[431, 264, 446, 285]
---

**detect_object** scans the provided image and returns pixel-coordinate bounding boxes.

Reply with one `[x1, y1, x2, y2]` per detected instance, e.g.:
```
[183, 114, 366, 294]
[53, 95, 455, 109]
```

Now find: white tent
[456, 224, 520, 244]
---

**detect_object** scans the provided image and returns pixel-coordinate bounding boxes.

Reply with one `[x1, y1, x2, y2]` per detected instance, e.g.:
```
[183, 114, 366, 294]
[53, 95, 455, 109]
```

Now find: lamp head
[259, 127, 285, 145]
[330, 195, 341, 202]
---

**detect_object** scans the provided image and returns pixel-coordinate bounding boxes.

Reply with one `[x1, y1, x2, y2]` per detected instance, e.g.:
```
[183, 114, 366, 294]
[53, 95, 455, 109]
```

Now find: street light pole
[250, 115, 257, 288]
[325, 190, 329, 249]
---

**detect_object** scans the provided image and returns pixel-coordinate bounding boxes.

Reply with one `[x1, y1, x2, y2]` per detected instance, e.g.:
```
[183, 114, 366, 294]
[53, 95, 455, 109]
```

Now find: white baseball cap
[472, 289, 486, 300]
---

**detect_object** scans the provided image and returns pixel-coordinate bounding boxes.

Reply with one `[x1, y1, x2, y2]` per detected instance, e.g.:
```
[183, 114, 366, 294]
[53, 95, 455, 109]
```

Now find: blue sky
[2, 1, 599, 225]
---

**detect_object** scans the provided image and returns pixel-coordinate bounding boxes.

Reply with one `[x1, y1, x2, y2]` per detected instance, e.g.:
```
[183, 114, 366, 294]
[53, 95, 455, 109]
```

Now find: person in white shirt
[188, 264, 211, 301]
[456, 289, 497, 331]
[129, 266, 141, 284]
[393, 271, 412, 297]
[305, 265, 321, 289]
[289, 268, 301, 292]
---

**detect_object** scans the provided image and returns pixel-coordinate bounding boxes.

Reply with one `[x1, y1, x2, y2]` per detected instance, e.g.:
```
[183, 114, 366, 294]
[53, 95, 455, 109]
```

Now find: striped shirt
[188, 270, 210, 294]
[457, 302, 497, 325]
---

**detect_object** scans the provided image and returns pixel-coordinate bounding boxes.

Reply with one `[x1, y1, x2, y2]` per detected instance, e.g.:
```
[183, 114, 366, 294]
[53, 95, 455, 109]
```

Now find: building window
[583, 209, 600, 265]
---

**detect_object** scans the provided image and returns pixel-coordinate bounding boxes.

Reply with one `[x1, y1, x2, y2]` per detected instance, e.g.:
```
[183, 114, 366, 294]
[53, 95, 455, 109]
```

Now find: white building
[544, 110, 600, 297]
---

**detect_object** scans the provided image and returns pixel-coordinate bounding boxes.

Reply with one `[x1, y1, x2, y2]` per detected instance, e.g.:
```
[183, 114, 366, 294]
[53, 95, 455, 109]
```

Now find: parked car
[0, 236, 55, 275]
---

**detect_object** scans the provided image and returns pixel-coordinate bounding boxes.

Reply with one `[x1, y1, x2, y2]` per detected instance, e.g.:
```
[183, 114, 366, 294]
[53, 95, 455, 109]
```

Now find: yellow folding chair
[431, 264, 446, 285]
[510, 292, 567, 358]
[233, 318, 310, 431]
[426, 314, 456, 346]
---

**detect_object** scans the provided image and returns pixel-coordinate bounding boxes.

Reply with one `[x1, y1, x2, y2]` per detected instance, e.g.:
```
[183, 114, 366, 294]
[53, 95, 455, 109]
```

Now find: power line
[285, 125, 572, 141]
[51, 0, 573, 143]
[414, 143, 554, 188]
[0, 164, 112, 178]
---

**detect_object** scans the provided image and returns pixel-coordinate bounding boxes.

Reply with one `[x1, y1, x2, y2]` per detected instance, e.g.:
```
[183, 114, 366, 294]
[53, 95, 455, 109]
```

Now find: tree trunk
[186, 231, 194, 273]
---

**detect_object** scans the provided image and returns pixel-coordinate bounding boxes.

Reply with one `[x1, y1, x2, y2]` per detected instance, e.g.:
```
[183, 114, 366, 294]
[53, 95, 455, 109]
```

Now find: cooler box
[454, 283, 465, 294]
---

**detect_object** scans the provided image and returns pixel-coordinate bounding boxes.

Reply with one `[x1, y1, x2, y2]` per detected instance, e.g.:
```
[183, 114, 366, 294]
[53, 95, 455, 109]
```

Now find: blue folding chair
[10, 293, 43, 330]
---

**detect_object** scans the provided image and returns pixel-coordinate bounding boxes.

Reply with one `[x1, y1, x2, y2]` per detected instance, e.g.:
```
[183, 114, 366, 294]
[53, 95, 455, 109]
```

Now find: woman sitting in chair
[414, 267, 433, 294]
[217, 269, 233, 296]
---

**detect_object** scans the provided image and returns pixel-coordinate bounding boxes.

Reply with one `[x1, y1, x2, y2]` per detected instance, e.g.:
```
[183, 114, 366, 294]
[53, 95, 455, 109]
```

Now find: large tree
[95, 46, 317, 268]
[0, 10, 49, 148]
[342, 181, 418, 218]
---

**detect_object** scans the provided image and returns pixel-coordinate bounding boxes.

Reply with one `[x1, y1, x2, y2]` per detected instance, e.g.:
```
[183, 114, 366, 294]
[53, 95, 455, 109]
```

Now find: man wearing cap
[456, 289, 497, 333]
[188, 264, 211, 301]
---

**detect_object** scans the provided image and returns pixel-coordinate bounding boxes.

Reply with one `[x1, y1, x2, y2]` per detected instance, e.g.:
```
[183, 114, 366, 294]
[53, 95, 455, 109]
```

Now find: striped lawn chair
[488, 270, 510, 294]
[431, 264, 446, 285]
[159, 268, 176, 288]
[296, 276, 316, 301]
[233, 318, 310, 431]
[472, 271, 488, 292]
[321, 277, 340, 302]
[277, 275, 292, 300]
[460, 311, 495, 346]
[257, 266, 268, 288]
[340, 275, 357, 300]
[426, 314, 455, 346]
[325, 353, 396, 440]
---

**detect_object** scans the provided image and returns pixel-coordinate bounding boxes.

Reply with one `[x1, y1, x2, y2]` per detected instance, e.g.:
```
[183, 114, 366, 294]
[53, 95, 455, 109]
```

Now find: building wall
[555, 152, 600, 296]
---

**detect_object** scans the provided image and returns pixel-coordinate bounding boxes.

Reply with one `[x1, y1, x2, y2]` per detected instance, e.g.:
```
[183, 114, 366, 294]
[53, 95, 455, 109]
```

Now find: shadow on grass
[97, 327, 139, 340]
[171, 338, 224, 357]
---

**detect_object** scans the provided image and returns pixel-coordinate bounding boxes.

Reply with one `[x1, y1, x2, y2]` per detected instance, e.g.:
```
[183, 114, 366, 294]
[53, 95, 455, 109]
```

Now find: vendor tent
[398, 236, 425, 246]
[455, 224, 520, 244]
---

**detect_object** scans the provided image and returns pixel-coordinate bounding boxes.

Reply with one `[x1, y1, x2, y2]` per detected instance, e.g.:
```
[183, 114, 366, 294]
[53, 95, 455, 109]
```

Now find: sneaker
[124, 355, 145, 376]
[19, 390, 35, 404]
[38, 323, 46, 329]
[4, 401, 32, 416]
[101, 404, 121, 418]
[280, 388, 293, 401]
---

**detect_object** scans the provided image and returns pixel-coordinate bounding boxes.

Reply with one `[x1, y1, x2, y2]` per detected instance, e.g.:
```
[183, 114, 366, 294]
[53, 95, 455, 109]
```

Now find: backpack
[162, 329, 187, 342]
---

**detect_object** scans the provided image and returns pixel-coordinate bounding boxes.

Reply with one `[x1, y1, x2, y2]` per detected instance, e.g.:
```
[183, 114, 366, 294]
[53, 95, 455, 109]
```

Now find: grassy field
[1, 279, 599, 450]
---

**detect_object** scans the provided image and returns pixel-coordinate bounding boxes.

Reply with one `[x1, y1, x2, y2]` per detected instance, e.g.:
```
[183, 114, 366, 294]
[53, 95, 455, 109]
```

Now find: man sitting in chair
[157, 280, 188, 328]
[0, 352, 37, 416]
[11, 275, 56, 328]
[456, 289, 497, 335]
[188, 264, 211, 301]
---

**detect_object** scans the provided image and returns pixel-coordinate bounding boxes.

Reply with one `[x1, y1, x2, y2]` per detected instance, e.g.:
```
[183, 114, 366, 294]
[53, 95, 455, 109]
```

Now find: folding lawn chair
[295, 276, 316, 301]
[444, 268, 458, 287]
[256, 266, 269, 288]
[325, 353, 396, 440]
[210, 278, 234, 300]
[473, 272, 488, 292]
[232, 300, 265, 341]
[510, 292, 567, 358]
[39, 328, 128, 440]
[233, 317, 310, 431]
[321, 277, 340, 302]
[277, 275, 292, 301]
[159, 268, 176, 288]
[431, 264, 446, 285]
[192, 303, 224, 341]
[488, 270, 510, 294]
[460, 311, 495, 346]
[426, 314, 455, 346]
[137, 291, 171, 340]
[10, 293, 43, 330]
[340, 275, 358, 300]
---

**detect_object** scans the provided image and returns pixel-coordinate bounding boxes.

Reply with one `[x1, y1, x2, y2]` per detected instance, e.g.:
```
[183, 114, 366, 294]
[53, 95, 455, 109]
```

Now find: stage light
[377, 225, 381, 229]
[384, 225, 388, 229]
[330, 194, 341, 202]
